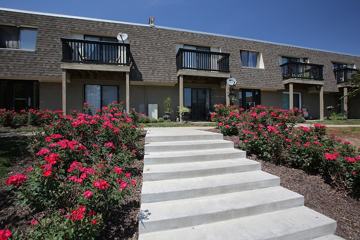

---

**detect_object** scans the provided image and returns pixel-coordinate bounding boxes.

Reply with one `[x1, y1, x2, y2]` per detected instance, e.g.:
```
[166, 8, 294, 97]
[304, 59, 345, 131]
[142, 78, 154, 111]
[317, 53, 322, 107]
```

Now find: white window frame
[240, 50, 264, 69]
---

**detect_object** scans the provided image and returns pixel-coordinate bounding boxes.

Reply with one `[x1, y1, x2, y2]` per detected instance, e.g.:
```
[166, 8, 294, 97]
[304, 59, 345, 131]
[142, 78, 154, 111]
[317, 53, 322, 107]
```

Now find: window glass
[19, 28, 37, 50]
[85, 85, 119, 114]
[281, 56, 301, 65]
[0, 25, 19, 48]
[238, 89, 261, 109]
[102, 86, 118, 106]
[184, 88, 192, 108]
[240, 50, 258, 67]
[85, 85, 101, 114]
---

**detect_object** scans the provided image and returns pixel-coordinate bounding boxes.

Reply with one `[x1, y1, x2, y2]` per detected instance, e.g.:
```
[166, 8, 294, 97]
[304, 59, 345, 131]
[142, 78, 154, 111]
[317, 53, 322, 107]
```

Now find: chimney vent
[149, 16, 155, 27]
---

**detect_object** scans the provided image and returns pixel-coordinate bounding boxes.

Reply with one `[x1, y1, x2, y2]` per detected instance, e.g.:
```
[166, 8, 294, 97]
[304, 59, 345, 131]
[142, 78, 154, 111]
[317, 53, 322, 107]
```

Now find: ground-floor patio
[0, 74, 359, 120]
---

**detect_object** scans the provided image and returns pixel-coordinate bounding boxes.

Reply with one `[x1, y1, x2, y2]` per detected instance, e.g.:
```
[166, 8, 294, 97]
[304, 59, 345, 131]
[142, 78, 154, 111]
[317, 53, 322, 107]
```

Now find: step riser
[140, 196, 304, 234]
[145, 142, 234, 152]
[145, 151, 246, 164]
[268, 222, 336, 240]
[142, 178, 280, 203]
[143, 164, 261, 181]
[145, 134, 223, 143]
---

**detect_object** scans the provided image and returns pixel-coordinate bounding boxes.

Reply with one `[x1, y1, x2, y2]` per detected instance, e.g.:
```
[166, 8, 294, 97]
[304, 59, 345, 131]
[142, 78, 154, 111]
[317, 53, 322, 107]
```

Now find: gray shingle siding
[1, 9, 360, 92]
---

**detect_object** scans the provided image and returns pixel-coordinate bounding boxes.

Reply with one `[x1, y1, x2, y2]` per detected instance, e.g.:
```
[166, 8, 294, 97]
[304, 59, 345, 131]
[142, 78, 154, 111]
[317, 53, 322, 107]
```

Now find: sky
[1, 0, 359, 56]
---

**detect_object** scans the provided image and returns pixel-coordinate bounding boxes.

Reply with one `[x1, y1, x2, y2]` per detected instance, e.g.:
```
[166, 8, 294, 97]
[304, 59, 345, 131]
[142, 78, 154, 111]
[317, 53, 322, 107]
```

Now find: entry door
[190, 88, 211, 121]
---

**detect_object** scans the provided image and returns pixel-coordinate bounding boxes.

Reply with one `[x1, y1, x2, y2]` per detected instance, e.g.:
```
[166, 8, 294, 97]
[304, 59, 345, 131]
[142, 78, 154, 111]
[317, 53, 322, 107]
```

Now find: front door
[184, 88, 211, 121]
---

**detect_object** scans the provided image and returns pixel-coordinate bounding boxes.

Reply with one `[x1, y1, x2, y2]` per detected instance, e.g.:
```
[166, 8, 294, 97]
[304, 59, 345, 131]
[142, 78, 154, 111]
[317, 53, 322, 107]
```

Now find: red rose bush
[3, 103, 143, 239]
[212, 105, 360, 197]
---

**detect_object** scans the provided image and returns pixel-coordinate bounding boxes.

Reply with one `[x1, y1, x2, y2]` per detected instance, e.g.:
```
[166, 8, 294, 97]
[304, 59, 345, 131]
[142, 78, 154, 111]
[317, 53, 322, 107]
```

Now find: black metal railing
[176, 48, 230, 72]
[61, 38, 130, 65]
[334, 67, 358, 83]
[281, 62, 324, 80]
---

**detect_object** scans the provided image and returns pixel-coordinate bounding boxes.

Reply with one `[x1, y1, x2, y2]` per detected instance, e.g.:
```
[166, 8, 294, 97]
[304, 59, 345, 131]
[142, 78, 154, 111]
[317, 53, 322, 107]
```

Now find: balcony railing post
[176, 48, 229, 72]
[281, 62, 323, 81]
[61, 38, 130, 66]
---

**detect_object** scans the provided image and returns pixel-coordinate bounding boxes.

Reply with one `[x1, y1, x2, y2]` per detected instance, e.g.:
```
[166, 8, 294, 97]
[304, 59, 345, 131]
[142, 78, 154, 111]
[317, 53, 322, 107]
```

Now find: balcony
[61, 38, 130, 72]
[176, 48, 230, 78]
[281, 62, 324, 83]
[334, 67, 358, 84]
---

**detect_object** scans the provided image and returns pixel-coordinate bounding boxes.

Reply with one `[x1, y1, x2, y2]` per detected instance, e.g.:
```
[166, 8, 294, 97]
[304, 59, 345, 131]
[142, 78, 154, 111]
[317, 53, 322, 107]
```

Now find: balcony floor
[282, 78, 324, 86]
[177, 69, 230, 79]
[61, 62, 130, 72]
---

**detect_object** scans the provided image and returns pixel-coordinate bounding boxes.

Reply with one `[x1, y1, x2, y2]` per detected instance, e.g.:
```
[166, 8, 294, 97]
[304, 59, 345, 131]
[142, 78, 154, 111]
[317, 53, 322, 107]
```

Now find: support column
[343, 87, 348, 119]
[179, 75, 184, 122]
[319, 85, 324, 121]
[62, 70, 67, 115]
[289, 83, 294, 110]
[225, 82, 230, 106]
[126, 72, 130, 113]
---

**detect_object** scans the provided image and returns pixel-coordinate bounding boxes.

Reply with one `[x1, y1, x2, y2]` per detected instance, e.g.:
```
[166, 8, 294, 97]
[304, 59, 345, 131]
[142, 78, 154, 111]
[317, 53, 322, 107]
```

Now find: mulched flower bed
[207, 129, 360, 240]
[0, 131, 145, 240]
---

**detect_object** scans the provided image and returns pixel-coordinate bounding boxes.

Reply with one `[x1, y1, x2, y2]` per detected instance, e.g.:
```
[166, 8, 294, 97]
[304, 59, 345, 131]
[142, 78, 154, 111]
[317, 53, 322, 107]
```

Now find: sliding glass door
[85, 85, 118, 114]
[184, 88, 211, 121]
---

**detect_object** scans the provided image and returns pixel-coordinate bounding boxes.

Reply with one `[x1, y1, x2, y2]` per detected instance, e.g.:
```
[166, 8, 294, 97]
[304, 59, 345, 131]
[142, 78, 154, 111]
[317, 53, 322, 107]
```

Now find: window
[238, 89, 261, 109]
[240, 50, 264, 68]
[0, 25, 37, 50]
[280, 56, 309, 65]
[84, 85, 118, 114]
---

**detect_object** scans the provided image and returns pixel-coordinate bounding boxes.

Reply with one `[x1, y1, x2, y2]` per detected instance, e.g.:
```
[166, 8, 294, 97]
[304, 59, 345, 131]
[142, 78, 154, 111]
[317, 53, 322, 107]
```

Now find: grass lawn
[143, 121, 216, 127]
[326, 127, 360, 147]
[308, 119, 360, 125]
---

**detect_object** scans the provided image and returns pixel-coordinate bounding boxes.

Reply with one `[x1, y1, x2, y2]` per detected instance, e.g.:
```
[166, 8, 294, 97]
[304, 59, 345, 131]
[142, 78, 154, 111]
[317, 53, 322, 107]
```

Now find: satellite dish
[226, 77, 237, 86]
[117, 33, 128, 42]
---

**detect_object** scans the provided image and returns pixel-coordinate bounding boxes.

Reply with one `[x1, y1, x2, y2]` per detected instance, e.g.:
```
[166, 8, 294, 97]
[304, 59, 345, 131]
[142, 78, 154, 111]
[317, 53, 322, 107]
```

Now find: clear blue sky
[1, 0, 359, 55]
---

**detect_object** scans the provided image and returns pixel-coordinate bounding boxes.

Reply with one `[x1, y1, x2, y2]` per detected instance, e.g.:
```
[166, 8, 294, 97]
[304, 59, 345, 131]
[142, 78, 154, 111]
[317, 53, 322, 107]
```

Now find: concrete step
[139, 186, 304, 233]
[145, 130, 223, 143]
[139, 206, 337, 240]
[143, 158, 260, 181]
[141, 171, 280, 203]
[145, 139, 234, 152]
[145, 148, 246, 165]
[312, 235, 345, 240]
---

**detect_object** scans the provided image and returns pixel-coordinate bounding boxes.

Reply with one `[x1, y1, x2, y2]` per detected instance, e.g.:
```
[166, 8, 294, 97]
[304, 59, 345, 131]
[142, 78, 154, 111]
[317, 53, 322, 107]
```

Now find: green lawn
[307, 119, 360, 125]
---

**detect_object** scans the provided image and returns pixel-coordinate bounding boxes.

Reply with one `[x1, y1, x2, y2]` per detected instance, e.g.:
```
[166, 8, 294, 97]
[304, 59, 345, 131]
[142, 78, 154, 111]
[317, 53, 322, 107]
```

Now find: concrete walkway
[139, 128, 343, 240]
[297, 123, 360, 128]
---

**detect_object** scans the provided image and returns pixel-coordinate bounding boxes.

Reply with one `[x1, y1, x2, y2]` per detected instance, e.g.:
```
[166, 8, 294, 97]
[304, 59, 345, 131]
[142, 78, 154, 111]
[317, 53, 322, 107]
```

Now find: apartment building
[0, 8, 359, 120]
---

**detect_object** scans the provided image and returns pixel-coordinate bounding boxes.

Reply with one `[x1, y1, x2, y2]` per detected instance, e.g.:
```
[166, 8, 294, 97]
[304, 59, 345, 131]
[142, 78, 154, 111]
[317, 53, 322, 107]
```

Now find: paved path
[298, 123, 360, 128]
[138, 127, 343, 240]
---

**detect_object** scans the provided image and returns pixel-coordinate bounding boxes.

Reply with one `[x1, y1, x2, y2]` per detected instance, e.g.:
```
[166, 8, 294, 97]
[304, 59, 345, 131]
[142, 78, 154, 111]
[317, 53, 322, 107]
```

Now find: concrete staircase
[139, 128, 343, 240]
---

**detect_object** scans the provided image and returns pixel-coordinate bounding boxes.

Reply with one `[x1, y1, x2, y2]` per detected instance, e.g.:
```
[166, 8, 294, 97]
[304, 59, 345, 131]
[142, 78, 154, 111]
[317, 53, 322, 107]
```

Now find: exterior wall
[262, 89, 320, 119]
[349, 94, 360, 118]
[131, 85, 179, 119]
[1, 9, 360, 92]
[39, 82, 62, 110]
[1, 9, 360, 119]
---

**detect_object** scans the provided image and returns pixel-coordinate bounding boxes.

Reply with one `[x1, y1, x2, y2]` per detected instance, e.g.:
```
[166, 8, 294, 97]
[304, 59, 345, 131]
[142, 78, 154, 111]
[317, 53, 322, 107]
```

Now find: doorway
[0, 80, 38, 111]
[184, 88, 211, 121]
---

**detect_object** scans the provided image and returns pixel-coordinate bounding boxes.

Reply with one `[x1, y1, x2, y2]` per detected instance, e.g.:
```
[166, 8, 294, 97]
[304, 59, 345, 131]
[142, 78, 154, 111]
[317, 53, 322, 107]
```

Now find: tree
[347, 71, 360, 98]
